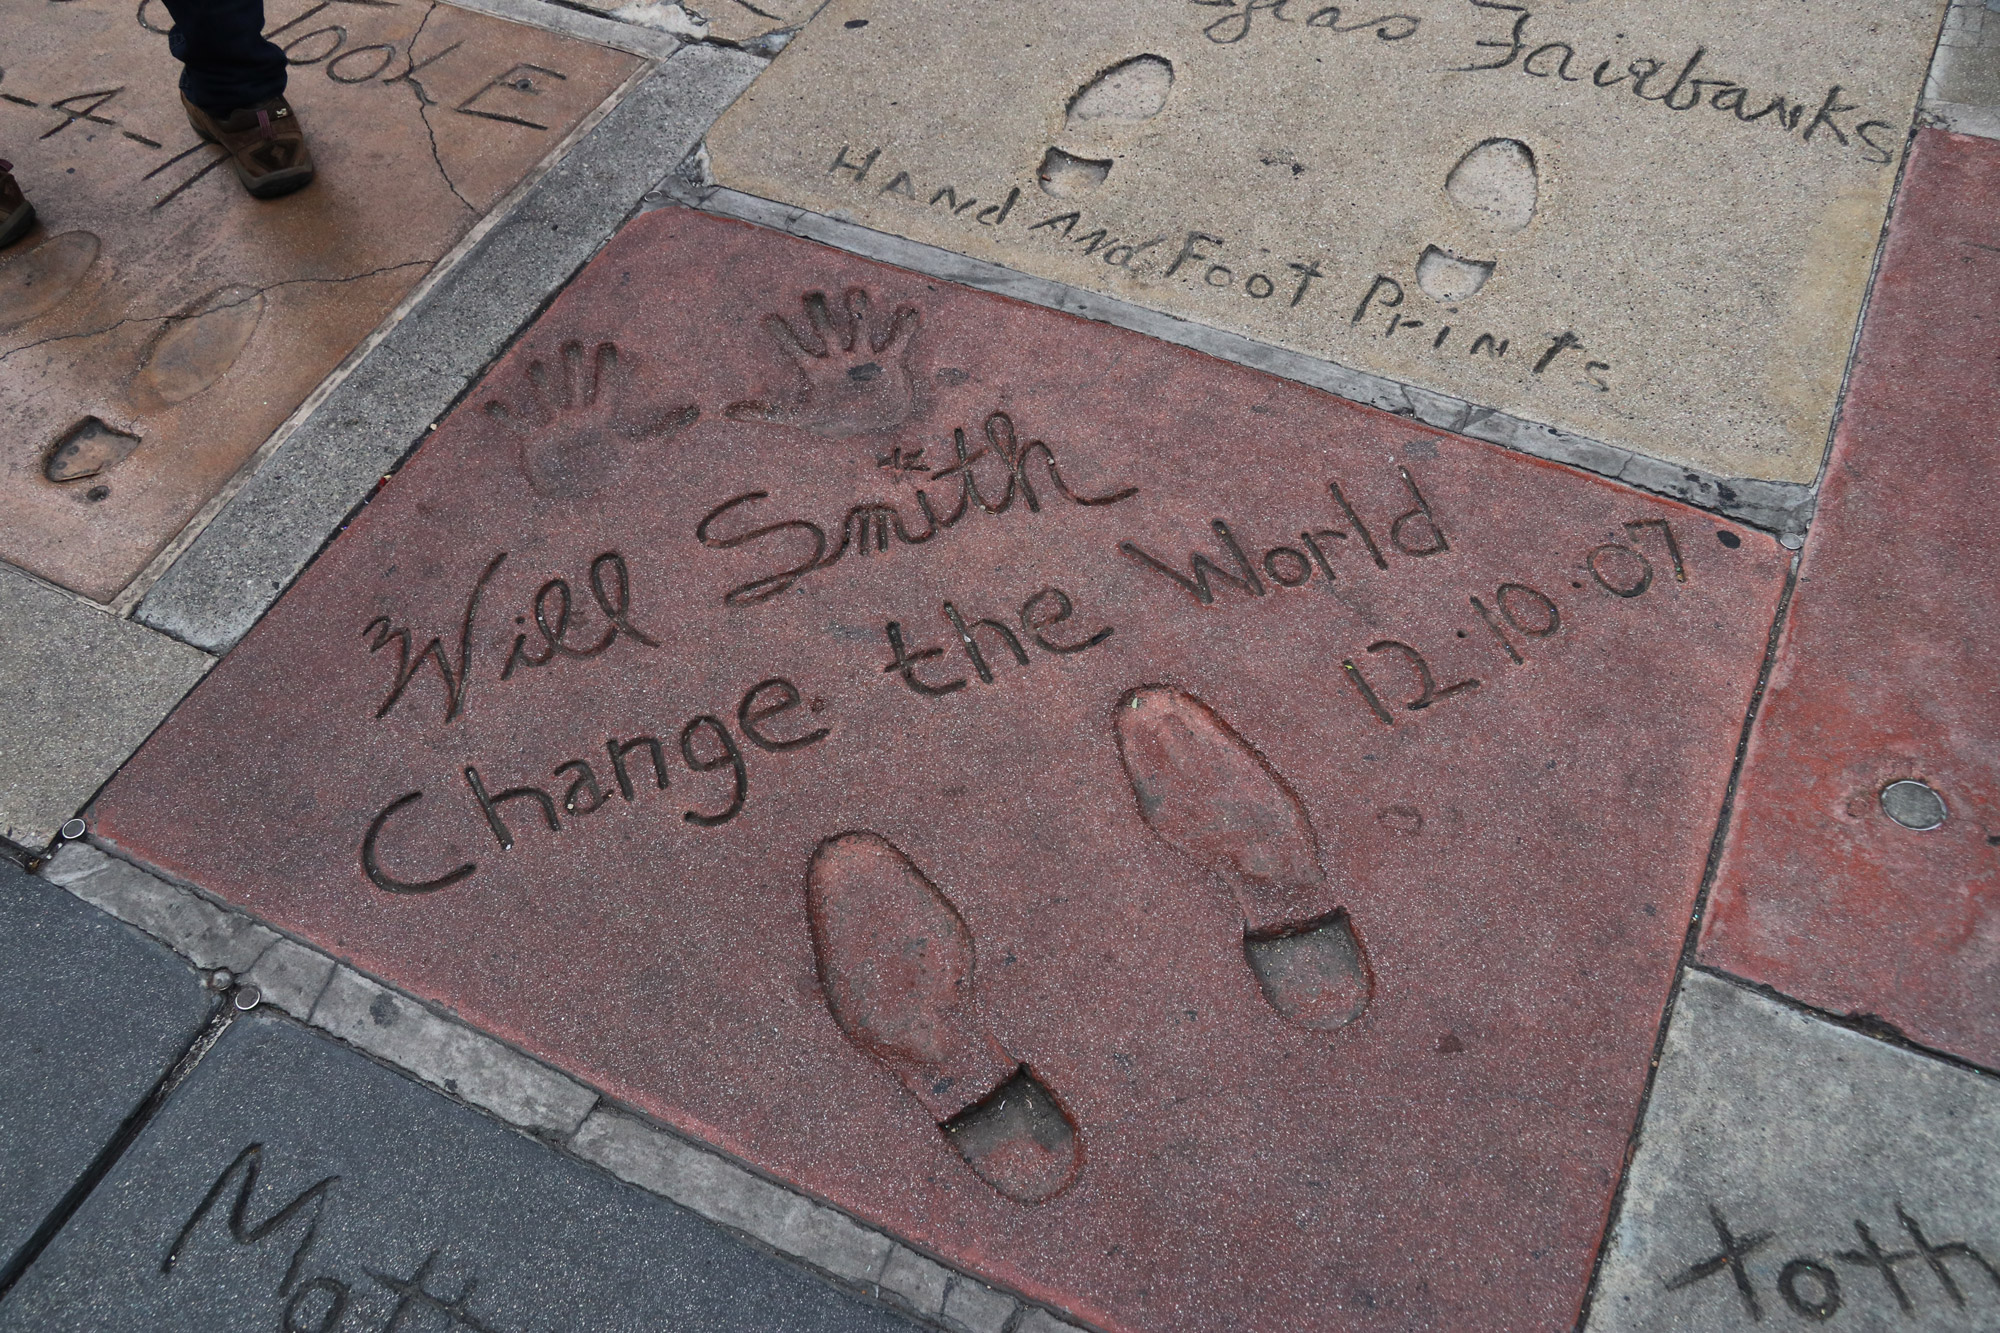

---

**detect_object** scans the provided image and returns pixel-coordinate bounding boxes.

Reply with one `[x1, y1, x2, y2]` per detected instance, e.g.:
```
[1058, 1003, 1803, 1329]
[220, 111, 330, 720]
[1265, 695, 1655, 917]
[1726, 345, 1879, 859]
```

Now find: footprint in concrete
[805, 831, 1081, 1204]
[1415, 138, 1539, 303]
[0, 231, 99, 333]
[130, 285, 266, 409]
[1414, 246, 1496, 304]
[724, 288, 921, 439]
[1115, 687, 1372, 1031]
[484, 339, 699, 499]
[1035, 54, 1174, 200]
[44, 416, 140, 489]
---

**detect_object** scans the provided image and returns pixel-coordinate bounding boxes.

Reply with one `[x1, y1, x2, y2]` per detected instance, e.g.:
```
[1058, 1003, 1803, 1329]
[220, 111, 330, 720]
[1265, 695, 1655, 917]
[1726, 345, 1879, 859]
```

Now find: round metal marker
[58, 818, 86, 841]
[1881, 780, 1947, 831]
[232, 984, 262, 1011]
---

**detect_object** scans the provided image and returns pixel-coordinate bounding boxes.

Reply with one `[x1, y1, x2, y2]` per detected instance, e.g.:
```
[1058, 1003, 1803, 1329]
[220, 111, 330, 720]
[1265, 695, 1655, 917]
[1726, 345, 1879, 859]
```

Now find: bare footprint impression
[1116, 687, 1372, 1031]
[1416, 137, 1540, 303]
[804, 832, 1081, 1205]
[1036, 55, 1175, 200]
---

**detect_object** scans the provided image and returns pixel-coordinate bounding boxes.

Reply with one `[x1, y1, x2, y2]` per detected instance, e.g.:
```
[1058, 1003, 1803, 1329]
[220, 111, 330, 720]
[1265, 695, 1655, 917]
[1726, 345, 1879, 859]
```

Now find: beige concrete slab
[706, 0, 1947, 486]
[0, 0, 640, 603]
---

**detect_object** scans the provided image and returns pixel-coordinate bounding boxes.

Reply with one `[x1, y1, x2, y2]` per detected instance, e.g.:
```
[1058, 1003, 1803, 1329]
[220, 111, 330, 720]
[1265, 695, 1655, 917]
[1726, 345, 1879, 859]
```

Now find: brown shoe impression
[0, 161, 34, 248]
[182, 95, 315, 199]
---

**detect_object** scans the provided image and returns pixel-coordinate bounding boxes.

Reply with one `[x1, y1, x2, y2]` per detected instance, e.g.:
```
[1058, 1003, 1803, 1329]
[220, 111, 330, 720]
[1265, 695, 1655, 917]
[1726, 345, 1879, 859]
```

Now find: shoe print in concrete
[0, 1008, 923, 1332]
[0, 855, 210, 1279]
[1588, 969, 2000, 1332]
[806, 832, 1081, 1205]
[94, 207, 1789, 1332]
[705, 0, 1945, 487]
[0, 0, 639, 602]
[1116, 685, 1371, 1030]
[1701, 130, 2000, 1071]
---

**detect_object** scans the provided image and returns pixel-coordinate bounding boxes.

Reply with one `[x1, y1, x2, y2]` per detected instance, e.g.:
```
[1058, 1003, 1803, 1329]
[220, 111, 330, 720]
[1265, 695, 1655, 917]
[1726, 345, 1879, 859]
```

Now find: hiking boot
[181, 95, 315, 199]
[0, 161, 34, 248]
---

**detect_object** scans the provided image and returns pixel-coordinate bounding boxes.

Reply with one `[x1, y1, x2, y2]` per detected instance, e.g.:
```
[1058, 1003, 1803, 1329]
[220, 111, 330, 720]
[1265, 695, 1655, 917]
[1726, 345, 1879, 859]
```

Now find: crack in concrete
[586, 0, 796, 55]
[398, 2, 478, 215]
[0, 261, 433, 367]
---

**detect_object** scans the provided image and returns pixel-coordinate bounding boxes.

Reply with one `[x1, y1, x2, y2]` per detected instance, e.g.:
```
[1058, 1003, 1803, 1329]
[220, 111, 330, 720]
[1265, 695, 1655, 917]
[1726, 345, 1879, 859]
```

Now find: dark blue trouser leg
[159, 0, 287, 115]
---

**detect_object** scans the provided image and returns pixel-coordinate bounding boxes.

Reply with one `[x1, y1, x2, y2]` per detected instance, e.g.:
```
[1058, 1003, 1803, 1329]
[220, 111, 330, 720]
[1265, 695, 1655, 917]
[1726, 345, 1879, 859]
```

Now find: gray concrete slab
[0, 856, 210, 1279]
[0, 1010, 925, 1332]
[1587, 969, 2000, 1331]
[570, 0, 824, 47]
[134, 44, 764, 655]
[1924, 0, 2000, 139]
[0, 563, 211, 850]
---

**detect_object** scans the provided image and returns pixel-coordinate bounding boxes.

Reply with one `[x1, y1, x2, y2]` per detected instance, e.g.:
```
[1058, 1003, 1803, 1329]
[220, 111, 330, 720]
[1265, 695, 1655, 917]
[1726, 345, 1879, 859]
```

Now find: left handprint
[483, 340, 699, 499]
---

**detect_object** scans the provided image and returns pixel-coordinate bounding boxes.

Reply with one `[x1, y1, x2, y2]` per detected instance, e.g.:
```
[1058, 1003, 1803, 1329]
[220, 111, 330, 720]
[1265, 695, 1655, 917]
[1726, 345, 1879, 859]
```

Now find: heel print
[805, 832, 1081, 1203]
[1115, 687, 1372, 1030]
[1036, 54, 1175, 200]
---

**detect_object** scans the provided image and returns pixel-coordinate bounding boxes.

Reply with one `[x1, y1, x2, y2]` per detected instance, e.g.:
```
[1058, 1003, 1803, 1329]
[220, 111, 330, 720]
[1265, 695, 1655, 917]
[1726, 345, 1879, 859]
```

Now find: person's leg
[158, 0, 287, 114]
[0, 161, 35, 248]
[157, 0, 314, 198]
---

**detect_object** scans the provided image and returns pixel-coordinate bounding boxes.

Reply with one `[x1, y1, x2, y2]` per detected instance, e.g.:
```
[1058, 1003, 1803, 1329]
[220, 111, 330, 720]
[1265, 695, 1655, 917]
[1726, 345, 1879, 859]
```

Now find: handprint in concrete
[805, 831, 1081, 1204]
[483, 339, 698, 499]
[724, 288, 921, 438]
[1116, 686, 1372, 1031]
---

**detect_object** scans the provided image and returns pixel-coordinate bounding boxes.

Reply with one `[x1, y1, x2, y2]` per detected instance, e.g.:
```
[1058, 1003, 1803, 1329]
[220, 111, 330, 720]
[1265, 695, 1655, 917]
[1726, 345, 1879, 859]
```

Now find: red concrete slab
[93, 207, 1789, 1332]
[1699, 130, 2000, 1070]
[0, 0, 637, 602]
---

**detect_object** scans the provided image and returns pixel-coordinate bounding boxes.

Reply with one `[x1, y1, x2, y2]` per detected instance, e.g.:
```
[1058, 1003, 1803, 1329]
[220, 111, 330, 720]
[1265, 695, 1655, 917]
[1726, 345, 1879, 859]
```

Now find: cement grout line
[1572, 548, 1804, 1332]
[107, 51, 667, 622]
[655, 178, 1819, 538]
[33, 840, 1091, 1333]
[1920, 0, 2000, 140]
[1685, 962, 2000, 1084]
[0, 554, 204, 640]
[0, 991, 239, 1299]
[442, 0, 683, 57]
[131, 45, 767, 654]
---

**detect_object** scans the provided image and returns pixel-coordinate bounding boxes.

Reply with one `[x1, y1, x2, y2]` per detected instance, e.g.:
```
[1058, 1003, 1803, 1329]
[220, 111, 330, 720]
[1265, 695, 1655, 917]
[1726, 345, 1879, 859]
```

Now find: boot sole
[188, 112, 316, 200]
[0, 201, 34, 249]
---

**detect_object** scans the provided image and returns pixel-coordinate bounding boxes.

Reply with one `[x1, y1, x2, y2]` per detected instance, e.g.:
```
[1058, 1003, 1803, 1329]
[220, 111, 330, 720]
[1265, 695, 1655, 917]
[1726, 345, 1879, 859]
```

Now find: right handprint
[725, 287, 921, 439]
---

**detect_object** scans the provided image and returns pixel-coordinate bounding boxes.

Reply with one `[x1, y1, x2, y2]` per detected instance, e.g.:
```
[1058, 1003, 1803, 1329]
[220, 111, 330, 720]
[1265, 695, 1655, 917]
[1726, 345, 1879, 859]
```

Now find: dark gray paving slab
[0, 1010, 924, 1332]
[0, 856, 210, 1277]
[1587, 969, 2000, 1331]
